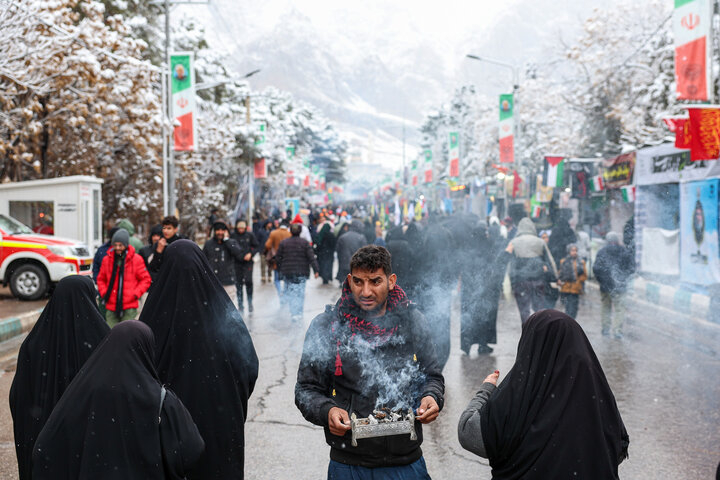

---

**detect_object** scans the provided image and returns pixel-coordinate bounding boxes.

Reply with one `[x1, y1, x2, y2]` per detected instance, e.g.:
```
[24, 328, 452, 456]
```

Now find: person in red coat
[97, 228, 152, 327]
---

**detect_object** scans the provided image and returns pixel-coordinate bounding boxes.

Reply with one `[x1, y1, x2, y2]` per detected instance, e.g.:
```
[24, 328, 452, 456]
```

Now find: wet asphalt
[0, 268, 718, 479]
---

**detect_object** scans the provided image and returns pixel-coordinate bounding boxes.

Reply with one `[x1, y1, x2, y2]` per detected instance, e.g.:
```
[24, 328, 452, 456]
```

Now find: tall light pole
[466, 54, 521, 169]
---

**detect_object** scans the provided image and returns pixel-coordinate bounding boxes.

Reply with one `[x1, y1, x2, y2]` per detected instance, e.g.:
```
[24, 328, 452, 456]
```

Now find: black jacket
[276, 236, 319, 278]
[147, 234, 185, 276]
[593, 244, 635, 294]
[335, 230, 367, 280]
[295, 304, 445, 468]
[231, 230, 260, 268]
[202, 237, 244, 285]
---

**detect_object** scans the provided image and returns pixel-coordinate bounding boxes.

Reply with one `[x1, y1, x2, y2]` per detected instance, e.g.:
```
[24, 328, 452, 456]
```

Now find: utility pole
[246, 95, 254, 224]
[164, 0, 175, 217]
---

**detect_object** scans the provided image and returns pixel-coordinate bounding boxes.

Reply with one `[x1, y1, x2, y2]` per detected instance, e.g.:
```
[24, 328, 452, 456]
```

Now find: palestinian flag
[589, 175, 604, 192]
[621, 185, 636, 203]
[543, 156, 564, 187]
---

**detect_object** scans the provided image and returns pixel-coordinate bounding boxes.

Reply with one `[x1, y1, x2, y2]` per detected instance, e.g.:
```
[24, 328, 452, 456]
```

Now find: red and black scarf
[332, 280, 410, 376]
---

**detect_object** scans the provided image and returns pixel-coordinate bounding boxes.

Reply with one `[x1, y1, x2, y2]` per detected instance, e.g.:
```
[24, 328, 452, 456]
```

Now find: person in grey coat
[501, 218, 558, 323]
[334, 220, 367, 286]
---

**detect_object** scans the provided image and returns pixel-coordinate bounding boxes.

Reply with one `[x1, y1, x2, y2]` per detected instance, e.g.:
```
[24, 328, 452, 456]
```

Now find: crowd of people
[7, 201, 637, 479]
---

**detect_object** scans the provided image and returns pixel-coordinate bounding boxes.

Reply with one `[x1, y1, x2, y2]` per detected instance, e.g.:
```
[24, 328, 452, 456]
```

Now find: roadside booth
[0, 176, 104, 252]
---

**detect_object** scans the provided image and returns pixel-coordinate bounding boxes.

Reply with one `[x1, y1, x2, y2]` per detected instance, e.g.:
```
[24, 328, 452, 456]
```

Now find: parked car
[0, 214, 93, 300]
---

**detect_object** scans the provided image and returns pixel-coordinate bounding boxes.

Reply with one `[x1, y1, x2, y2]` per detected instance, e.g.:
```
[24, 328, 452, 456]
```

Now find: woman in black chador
[9, 275, 110, 480]
[458, 310, 629, 479]
[139, 240, 259, 480]
[32, 320, 204, 479]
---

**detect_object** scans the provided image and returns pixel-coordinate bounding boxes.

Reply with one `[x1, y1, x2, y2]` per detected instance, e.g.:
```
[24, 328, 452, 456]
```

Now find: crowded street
[0, 260, 717, 479]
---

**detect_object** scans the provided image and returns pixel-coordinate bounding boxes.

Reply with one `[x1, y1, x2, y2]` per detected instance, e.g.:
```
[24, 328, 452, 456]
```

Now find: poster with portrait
[680, 179, 720, 285]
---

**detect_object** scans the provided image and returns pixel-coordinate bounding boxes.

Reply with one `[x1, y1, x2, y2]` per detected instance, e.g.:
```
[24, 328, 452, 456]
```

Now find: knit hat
[111, 228, 130, 247]
[292, 214, 303, 224]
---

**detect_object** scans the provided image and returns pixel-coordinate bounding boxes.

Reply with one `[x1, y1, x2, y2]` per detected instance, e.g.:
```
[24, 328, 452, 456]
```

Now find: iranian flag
[448, 132, 460, 177]
[286, 170, 294, 186]
[621, 185, 636, 203]
[254, 158, 266, 179]
[499, 94, 514, 163]
[424, 149, 433, 184]
[674, 0, 713, 101]
[543, 156, 564, 187]
[424, 169, 433, 183]
[589, 175, 604, 192]
[531, 204, 543, 218]
[170, 52, 196, 151]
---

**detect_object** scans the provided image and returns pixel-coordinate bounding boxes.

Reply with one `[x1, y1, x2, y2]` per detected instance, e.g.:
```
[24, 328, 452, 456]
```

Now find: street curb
[587, 277, 712, 323]
[0, 308, 44, 343]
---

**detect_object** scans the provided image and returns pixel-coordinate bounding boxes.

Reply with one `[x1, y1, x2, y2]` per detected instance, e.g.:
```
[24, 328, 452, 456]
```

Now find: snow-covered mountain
[178, 0, 610, 169]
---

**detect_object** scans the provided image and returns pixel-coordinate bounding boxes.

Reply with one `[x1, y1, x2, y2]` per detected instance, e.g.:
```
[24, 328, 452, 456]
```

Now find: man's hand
[328, 407, 351, 436]
[314, 272, 319, 278]
[156, 237, 167, 253]
[505, 243, 514, 254]
[483, 370, 500, 386]
[244, 253, 252, 261]
[416, 396, 439, 424]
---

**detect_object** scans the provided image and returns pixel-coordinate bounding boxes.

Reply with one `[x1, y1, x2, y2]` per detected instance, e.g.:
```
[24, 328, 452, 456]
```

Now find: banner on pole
[254, 158, 267, 179]
[448, 132, 460, 178]
[499, 94, 514, 163]
[170, 52, 196, 151]
[687, 107, 720, 161]
[673, 0, 713, 101]
[286, 146, 295, 161]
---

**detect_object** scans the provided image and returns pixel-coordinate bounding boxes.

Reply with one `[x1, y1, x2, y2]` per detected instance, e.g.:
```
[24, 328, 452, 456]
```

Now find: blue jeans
[328, 458, 431, 480]
[273, 270, 285, 302]
[285, 276, 306, 317]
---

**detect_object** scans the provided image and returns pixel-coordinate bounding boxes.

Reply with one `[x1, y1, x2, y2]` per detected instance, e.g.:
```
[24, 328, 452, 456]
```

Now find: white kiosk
[0, 176, 104, 252]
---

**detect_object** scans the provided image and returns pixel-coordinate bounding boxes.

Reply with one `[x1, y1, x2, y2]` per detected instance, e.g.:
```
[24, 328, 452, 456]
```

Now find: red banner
[676, 37, 709, 101]
[675, 118, 691, 149]
[424, 169, 432, 183]
[253, 158, 266, 179]
[173, 112, 194, 151]
[449, 158, 459, 178]
[286, 170, 294, 185]
[512, 170, 522, 198]
[499, 136, 514, 163]
[412, 175, 418, 186]
[303, 175, 310, 187]
[688, 108, 720, 161]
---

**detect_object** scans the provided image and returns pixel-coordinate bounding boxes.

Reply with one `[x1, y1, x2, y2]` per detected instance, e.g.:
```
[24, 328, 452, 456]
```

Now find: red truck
[0, 213, 93, 300]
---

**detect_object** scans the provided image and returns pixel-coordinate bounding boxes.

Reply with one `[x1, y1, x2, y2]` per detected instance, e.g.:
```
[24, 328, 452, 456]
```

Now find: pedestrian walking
[291, 214, 314, 244]
[502, 218, 558, 323]
[138, 224, 162, 273]
[31, 320, 205, 480]
[458, 310, 629, 479]
[231, 220, 260, 313]
[255, 220, 273, 283]
[203, 221, 246, 309]
[10, 276, 110, 480]
[558, 244, 587, 319]
[334, 220, 367, 286]
[295, 245, 444, 478]
[147, 215, 185, 276]
[314, 221, 336, 284]
[593, 232, 635, 338]
[97, 228, 152, 327]
[139, 240, 258, 480]
[265, 219, 292, 302]
[115, 218, 145, 252]
[276, 223, 320, 321]
[548, 216, 577, 266]
[92, 226, 119, 283]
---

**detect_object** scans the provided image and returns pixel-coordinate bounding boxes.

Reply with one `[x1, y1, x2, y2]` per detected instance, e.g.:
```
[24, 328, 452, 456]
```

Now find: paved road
[0, 271, 718, 479]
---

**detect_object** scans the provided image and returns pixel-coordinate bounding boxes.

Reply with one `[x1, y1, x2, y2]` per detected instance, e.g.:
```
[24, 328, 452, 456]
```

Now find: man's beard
[357, 287, 389, 316]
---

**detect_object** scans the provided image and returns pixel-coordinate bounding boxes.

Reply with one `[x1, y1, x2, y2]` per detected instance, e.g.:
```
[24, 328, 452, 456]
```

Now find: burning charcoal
[390, 412, 401, 422]
[374, 411, 386, 420]
[368, 415, 378, 425]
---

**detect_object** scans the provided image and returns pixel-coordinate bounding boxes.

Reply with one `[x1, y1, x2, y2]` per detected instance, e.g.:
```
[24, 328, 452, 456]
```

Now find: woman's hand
[483, 370, 500, 386]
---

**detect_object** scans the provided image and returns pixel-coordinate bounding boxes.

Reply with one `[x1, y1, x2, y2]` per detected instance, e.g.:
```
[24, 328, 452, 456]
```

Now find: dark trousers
[512, 280, 546, 323]
[561, 292, 580, 319]
[327, 457, 431, 480]
[236, 266, 254, 308]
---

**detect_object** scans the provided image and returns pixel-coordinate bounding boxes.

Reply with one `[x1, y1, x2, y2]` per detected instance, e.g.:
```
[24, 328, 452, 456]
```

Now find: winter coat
[254, 222, 271, 251]
[559, 256, 587, 295]
[335, 230, 367, 281]
[231, 230, 260, 273]
[97, 246, 151, 312]
[276, 236, 319, 278]
[147, 234, 185, 276]
[548, 220, 577, 267]
[506, 218, 557, 284]
[203, 237, 245, 286]
[593, 244, 635, 294]
[295, 300, 444, 468]
[92, 242, 111, 282]
[265, 227, 291, 256]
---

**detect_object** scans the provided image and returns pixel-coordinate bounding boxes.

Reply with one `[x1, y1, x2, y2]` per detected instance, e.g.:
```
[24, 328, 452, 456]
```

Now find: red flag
[688, 107, 720, 161]
[253, 158, 266, 179]
[286, 170, 294, 185]
[512, 170, 522, 198]
[449, 158, 460, 177]
[424, 169, 432, 183]
[412, 175, 418, 186]
[674, 118, 691, 149]
[303, 175, 310, 187]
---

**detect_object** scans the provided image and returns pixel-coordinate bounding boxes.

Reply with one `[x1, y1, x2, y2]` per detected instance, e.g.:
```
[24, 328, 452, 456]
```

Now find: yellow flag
[402, 202, 408, 220]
